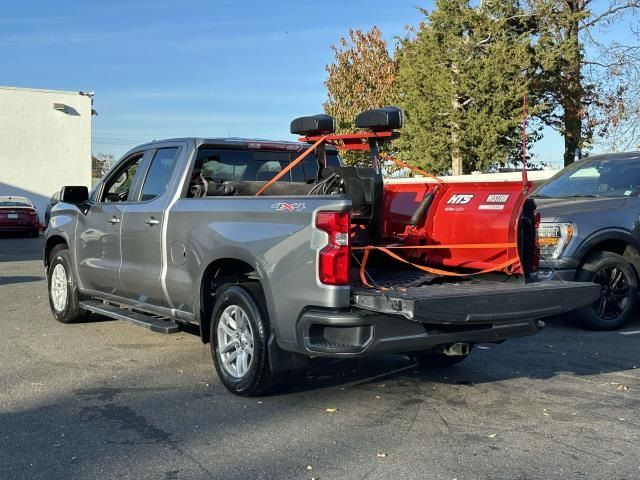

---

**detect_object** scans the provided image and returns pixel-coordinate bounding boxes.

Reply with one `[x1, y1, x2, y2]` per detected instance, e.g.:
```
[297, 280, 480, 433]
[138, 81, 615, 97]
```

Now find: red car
[0, 196, 40, 237]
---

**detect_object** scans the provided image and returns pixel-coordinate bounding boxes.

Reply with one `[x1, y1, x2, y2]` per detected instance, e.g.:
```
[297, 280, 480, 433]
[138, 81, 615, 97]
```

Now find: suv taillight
[316, 211, 350, 285]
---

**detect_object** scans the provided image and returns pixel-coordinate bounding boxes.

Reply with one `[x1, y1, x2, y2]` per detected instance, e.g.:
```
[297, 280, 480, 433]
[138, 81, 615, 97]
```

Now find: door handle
[108, 216, 120, 224]
[144, 217, 160, 226]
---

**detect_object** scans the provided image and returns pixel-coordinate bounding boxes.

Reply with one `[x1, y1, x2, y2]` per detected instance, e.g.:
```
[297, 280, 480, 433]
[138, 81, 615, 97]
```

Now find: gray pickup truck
[44, 113, 600, 396]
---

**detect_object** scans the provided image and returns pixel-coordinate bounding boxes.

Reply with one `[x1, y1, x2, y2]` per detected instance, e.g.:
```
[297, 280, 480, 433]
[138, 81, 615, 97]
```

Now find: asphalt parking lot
[1, 236, 639, 480]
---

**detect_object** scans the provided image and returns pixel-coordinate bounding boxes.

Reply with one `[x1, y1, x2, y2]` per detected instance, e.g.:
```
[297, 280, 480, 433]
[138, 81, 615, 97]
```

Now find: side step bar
[79, 300, 180, 334]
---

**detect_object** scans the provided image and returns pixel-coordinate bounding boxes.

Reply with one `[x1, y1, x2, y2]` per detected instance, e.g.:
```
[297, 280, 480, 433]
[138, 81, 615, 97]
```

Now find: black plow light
[354, 106, 404, 131]
[290, 114, 336, 136]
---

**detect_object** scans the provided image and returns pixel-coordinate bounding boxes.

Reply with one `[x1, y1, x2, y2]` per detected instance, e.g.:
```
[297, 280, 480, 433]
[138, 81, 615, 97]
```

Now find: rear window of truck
[190, 147, 340, 185]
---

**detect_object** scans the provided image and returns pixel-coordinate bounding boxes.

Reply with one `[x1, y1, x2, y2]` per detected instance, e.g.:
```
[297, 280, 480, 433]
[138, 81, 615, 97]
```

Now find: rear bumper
[291, 279, 600, 357]
[295, 308, 540, 357]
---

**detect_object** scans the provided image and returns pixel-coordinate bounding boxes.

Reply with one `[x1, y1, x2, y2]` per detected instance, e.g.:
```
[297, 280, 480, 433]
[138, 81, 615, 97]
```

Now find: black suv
[533, 151, 640, 330]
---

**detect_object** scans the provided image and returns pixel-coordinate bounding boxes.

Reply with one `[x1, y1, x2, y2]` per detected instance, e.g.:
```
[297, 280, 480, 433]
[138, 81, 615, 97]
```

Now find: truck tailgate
[352, 278, 601, 324]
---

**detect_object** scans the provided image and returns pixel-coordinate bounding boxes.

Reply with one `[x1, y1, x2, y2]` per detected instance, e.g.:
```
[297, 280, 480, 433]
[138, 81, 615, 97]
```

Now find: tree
[91, 153, 113, 180]
[529, 0, 640, 166]
[601, 84, 640, 151]
[324, 27, 399, 165]
[397, 0, 542, 175]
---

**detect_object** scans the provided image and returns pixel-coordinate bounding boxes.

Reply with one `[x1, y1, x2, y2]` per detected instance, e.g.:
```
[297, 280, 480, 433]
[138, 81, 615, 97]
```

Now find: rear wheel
[47, 246, 89, 324]
[210, 284, 287, 396]
[413, 348, 471, 368]
[576, 251, 638, 330]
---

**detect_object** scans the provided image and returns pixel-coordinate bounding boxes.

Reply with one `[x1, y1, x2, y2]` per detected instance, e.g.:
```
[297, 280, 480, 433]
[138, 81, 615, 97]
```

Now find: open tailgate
[352, 279, 601, 324]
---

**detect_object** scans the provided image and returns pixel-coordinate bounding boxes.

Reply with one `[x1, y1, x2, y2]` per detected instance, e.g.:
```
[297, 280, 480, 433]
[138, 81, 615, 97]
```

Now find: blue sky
[0, 0, 576, 167]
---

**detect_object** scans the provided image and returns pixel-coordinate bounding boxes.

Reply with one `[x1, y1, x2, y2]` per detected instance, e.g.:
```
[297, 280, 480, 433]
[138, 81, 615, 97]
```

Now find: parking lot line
[619, 329, 640, 335]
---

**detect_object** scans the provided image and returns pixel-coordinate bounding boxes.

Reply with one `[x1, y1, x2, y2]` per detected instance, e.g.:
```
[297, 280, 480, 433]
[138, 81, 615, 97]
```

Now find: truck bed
[352, 270, 601, 324]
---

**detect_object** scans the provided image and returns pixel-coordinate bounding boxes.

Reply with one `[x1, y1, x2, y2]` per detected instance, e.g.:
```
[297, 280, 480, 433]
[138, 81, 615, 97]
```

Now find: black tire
[413, 348, 471, 368]
[47, 246, 89, 324]
[575, 251, 638, 330]
[210, 283, 287, 396]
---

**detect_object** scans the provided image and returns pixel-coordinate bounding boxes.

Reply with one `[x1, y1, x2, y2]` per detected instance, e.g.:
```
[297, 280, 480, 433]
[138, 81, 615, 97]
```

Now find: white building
[0, 86, 92, 221]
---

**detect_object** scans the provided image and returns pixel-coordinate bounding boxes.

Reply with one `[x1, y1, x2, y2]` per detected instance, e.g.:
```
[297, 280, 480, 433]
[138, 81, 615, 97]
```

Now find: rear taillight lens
[28, 211, 38, 217]
[316, 211, 350, 285]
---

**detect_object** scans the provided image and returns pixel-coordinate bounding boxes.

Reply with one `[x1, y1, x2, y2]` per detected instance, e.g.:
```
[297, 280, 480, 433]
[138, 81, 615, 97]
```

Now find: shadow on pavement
[0, 235, 43, 262]
[1, 324, 638, 480]
[0, 275, 44, 286]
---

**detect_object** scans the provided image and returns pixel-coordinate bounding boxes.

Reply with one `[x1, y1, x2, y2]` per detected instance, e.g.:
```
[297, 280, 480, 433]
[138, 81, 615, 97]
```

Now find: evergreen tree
[397, 0, 541, 174]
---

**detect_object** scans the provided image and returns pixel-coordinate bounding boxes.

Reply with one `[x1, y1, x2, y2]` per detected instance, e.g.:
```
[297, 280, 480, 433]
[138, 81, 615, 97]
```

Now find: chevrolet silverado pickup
[44, 108, 600, 396]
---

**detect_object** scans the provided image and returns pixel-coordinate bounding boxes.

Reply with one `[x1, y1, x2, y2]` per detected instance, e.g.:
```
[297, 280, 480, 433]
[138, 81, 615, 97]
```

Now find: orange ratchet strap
[353, 243, 519, 287]
[255, 135, 328, 196]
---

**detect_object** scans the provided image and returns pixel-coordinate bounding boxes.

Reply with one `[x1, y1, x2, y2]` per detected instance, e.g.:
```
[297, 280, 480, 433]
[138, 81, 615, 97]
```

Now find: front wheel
[47, 247, 89, 324]
[210, 284, 287, 396]
[575, 251, 638, 330]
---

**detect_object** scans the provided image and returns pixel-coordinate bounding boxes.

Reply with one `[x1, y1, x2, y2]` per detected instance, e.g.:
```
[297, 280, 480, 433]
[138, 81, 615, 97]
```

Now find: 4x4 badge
[270, 202, 306, 212]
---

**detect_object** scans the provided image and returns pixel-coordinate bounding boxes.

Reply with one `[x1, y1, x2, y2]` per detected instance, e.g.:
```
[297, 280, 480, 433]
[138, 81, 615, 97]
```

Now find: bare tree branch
[580, 1, 640, 30]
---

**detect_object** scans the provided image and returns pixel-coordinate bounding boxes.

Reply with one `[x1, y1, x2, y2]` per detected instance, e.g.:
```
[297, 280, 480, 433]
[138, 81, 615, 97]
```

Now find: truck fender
[574, 227, 640, 272]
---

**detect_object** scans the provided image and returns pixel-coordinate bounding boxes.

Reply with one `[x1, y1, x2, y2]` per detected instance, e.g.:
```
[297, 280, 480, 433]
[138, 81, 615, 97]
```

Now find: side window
[140, 148, 179, 201]
[101, 154, 143, 202]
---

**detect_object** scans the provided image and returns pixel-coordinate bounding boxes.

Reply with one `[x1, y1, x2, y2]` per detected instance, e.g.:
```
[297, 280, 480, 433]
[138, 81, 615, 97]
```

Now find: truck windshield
[192, 147, 341, 184]
[535, 157, 640, 198]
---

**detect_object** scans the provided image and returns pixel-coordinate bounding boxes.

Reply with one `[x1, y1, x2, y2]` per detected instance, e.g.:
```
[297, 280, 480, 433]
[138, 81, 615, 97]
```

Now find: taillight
[316, 211, 350, 285]
[28, 211, 38, 217]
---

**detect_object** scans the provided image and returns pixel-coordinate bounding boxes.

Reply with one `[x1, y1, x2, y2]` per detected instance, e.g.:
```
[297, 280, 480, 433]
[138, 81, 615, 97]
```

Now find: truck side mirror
[60, 186, 89, 204]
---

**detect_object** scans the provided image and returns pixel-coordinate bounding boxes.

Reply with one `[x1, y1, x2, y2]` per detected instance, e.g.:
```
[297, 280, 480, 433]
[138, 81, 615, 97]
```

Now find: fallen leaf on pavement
[326, 408, 338, 413]
[488, 433, 497, 438]
[617, 384, 629, 392]
[377, 452, 387, 458]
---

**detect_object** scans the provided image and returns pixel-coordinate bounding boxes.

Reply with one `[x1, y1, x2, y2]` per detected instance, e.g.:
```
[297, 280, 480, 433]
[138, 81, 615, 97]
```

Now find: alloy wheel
[591, 266, 630, 320]
[50, 263, 68, 312]
[217, 304, 254, 378]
